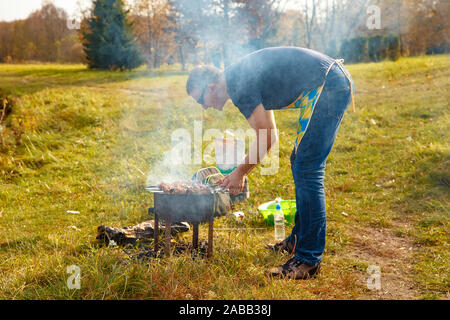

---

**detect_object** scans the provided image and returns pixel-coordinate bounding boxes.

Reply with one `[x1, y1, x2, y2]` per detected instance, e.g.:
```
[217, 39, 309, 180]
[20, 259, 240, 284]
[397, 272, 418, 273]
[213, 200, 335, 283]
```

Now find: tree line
[0, 0, 448, 69]
[0, 3, 84, 63]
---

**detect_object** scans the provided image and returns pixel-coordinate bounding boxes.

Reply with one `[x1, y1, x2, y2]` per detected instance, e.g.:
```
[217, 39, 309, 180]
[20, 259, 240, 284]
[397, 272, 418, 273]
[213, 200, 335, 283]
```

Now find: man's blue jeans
[287, 63, 353, 265]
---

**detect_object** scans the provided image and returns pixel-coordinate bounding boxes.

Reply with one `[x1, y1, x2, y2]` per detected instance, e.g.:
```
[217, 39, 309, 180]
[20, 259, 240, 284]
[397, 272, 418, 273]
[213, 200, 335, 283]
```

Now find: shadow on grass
[415, 149, 449, 192]
[0, 235, 45, 252]
[0, 64, 188, 97]
[391, 148, 449, 218]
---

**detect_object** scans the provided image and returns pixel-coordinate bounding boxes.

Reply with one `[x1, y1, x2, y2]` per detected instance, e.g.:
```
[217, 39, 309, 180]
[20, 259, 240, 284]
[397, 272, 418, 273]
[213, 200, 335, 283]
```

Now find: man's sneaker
[268, 257, 321, 280]
[265, 237, 295, 254]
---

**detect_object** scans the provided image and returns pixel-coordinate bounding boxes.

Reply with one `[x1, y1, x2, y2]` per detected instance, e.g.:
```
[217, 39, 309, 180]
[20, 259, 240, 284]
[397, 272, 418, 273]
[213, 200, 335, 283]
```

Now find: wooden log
[96, 219, 189, 247]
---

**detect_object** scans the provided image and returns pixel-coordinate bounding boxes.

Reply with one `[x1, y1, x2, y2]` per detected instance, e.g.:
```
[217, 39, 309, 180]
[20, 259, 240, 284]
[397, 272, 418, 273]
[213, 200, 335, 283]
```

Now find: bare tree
[133, 0, 176, 69]
[318, 0, 337, 54]
[234, 0, 284, 50]
[303, 0, 317, 48]
[171, 0, 208, 70]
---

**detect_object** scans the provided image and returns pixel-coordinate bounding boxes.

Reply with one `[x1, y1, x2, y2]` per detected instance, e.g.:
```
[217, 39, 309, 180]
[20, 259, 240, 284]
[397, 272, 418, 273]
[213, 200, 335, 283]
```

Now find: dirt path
[347, 222, 422, 299]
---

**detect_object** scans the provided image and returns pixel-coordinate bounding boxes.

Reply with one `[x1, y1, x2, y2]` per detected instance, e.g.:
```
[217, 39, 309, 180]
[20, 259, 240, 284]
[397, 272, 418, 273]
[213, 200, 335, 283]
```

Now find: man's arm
[220, 104, 278, 194]
[237, 104, 278, 176]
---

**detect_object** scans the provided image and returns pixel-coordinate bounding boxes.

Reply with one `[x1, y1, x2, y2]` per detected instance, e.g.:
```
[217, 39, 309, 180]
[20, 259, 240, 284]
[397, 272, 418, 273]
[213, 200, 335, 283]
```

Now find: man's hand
[219, 168, 246, 195]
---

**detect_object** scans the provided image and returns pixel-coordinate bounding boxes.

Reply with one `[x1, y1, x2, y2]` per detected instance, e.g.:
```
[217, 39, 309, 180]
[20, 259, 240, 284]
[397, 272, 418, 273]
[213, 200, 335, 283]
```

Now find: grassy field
[0, 55, 448, 300]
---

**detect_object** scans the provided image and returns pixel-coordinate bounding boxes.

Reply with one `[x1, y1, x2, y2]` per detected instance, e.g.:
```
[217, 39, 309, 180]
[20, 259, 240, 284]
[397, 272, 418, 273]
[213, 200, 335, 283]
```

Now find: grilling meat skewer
[158, 181, 212, 194]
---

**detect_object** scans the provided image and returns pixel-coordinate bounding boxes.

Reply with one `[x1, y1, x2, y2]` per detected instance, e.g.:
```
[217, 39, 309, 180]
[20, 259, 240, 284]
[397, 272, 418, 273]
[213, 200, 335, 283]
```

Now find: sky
[0, 0, 299, 22]
[0, 0, 92, 22]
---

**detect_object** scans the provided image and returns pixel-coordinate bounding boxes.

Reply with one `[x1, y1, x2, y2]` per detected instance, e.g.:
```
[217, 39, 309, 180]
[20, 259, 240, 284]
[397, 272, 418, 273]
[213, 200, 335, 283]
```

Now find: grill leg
[165, 218, 171, 257]
[207, 218, 213, 258]
[154, 213, 159, 253]
[192, 223, 199, 250]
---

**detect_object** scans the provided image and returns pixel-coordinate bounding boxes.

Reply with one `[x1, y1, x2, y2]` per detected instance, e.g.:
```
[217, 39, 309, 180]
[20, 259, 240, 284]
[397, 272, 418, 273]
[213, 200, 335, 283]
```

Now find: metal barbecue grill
[146, 183, 229, 258]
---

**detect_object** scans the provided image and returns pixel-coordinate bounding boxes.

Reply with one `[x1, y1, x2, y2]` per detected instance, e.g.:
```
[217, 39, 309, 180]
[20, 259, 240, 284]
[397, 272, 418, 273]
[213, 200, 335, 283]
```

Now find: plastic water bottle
[274, 202, 285, 241]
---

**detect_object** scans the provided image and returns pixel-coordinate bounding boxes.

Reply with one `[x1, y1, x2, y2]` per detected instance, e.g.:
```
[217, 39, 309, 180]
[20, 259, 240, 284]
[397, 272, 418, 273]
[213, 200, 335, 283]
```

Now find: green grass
[0, 55, 449, 299]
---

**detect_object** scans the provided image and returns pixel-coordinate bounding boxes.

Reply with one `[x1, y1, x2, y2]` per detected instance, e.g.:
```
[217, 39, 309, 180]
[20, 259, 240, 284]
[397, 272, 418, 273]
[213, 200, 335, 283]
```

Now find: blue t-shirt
[225, 47, 334, 119]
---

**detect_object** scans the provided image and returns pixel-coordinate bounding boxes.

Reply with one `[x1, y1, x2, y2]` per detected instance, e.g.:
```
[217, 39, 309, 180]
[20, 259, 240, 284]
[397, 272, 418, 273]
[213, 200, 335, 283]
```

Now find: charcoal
[96, 220, 190, 246]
